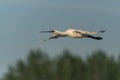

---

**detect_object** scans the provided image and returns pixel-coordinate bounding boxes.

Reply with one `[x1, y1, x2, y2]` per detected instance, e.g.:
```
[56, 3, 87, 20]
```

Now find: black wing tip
[95, 37, 103, 40]
[87, 35, 103, 40]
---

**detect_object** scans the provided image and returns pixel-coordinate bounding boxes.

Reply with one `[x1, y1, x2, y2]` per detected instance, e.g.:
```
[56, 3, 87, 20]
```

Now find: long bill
[40, 30, 54, 33]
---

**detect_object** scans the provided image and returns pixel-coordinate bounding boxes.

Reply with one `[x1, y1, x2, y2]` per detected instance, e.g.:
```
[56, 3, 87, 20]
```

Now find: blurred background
[0, 0, 120, 80]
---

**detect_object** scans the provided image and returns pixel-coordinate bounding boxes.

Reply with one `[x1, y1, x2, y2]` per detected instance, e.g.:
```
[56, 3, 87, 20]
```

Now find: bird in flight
[40, 28, 106, 41]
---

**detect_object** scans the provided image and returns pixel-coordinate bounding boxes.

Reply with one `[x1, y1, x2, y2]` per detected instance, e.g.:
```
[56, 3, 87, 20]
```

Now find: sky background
[0, 0, 120, 77]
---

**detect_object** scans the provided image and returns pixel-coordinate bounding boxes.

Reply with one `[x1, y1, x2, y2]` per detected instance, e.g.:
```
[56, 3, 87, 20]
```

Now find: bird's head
[52, 29, 60, 34]
[40, 29, 60, 34]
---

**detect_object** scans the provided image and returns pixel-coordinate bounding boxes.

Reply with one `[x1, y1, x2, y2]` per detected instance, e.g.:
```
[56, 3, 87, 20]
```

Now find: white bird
[40, 29, 106, 41]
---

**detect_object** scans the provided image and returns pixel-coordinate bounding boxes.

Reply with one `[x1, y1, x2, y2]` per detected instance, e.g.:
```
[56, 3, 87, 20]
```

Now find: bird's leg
[99, 30, 106, 33]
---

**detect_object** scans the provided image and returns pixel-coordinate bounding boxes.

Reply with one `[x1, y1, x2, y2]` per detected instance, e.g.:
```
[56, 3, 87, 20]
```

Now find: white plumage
[40, 28, 105, 41]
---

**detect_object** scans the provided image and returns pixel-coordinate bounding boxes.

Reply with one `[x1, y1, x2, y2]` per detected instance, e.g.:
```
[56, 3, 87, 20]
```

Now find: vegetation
[2, 49, 120, 80]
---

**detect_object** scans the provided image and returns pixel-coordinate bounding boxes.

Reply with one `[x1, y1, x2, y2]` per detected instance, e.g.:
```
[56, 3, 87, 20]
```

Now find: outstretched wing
[74, 30, 87, 36]
[42, 34, 60, 42]
[49, 34, 67, 39]
[87, 35, 103, 40]
[75, 29, 106, 35]
[74, 30, 103, 40]
[74, 30, 97, 35]
[49, 34, 60, 39]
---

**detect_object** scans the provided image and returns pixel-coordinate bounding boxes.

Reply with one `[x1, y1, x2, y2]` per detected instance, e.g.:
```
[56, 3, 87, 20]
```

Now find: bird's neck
[55, 31, 66, 35]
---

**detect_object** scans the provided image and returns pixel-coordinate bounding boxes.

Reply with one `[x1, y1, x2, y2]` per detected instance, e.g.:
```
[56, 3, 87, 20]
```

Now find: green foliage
[2, 49, 120, 80]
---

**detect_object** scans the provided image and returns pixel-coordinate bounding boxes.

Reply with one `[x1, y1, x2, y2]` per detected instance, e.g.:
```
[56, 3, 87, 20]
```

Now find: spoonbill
[40, 29, 105, 41]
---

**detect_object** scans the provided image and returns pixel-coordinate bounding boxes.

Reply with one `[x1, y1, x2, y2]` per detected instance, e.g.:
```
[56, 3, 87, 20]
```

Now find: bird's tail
[87, 35, 103, 40]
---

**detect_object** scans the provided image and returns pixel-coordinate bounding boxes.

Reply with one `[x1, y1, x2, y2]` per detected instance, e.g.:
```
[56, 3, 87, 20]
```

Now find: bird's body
[61, 29, 95, 38]
[40, 28, 105, 41]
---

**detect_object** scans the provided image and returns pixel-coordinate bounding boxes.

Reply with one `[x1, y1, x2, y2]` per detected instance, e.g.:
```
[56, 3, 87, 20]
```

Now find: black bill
[40, 30, 54, 33]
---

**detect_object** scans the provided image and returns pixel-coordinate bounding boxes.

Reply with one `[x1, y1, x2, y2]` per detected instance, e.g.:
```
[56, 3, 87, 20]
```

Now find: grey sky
[0, 0, 120, 77]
